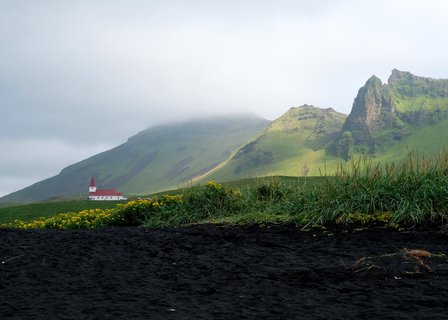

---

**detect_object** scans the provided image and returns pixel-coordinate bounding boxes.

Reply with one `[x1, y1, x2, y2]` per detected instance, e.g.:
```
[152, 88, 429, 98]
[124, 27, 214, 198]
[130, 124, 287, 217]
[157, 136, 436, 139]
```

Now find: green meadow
[2, 151, 448, 230]
[0, 177, 314, 224]
[0, 200, 121, 224]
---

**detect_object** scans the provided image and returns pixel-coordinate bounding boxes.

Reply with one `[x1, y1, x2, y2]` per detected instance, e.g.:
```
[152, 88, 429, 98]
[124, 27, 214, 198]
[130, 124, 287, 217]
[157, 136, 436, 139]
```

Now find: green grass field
[3, 150, 448, 229]
[0, 176, 324, 224]
[0, 200, 123, 224]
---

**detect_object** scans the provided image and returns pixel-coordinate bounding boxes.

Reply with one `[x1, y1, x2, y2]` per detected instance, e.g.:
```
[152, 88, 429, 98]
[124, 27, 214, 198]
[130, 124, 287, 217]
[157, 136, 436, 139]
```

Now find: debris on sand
[352, 248, 448, 277]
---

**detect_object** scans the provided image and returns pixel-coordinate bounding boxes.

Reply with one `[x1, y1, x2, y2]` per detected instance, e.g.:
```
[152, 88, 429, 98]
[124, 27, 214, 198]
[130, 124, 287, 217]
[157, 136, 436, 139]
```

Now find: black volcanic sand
[1, 224, 448, 319]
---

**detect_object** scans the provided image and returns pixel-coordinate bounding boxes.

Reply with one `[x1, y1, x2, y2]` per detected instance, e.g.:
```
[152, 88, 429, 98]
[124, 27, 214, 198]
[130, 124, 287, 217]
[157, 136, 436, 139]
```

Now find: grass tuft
[3, 151, 448, 229]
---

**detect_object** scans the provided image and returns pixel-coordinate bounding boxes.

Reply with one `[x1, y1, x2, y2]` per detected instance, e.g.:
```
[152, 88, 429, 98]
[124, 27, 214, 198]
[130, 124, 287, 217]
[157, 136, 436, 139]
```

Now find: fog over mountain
[1, 0, 448, 196]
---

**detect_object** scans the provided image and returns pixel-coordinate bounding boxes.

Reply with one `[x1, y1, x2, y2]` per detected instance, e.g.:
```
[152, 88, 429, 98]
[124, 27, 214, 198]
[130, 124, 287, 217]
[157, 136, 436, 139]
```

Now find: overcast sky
[1, 0, 448, 197]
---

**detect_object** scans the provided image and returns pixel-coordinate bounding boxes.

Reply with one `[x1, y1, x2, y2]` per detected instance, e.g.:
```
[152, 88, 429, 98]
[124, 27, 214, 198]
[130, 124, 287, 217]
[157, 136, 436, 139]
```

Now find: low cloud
[0, 138, 112, 197]
[1, 0, 448, 196]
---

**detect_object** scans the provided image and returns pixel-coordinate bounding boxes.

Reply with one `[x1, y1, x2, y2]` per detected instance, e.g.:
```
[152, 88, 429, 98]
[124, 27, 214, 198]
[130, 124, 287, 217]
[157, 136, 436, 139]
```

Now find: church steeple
[89, 177, 97, 193]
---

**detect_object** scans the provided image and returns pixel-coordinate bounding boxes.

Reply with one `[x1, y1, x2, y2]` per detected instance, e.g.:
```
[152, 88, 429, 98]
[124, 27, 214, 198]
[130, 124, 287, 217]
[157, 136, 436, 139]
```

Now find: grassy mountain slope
[378, 70, 448, 159]
[206, 105, 347, 181]
[0, 115, 269, 203]
[211, 70, 448, 182]
[328, 69, 448, 160]
[374, 118, 448, 162]
[3, 69, 448, 204]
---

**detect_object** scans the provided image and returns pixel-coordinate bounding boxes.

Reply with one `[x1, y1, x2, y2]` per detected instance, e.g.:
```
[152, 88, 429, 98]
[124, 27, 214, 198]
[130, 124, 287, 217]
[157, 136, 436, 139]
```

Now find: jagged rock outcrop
[4, 69, 448, 203]
[329, 69, 448, 160]
[388, 69, 448, 126]
[328, 75, 399, 159]
[388, 68, 448, 98]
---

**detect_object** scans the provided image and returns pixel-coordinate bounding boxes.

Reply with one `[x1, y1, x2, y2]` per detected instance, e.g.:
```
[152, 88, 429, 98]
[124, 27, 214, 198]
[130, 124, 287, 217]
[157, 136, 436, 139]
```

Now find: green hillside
[374, 118, 448, 163]
[206, 105, 347, 181]
[329, 69, 448, 160]
[209, 70, 448, 183]
[0, 115, 269, 203]
[3, 69, 448, 204]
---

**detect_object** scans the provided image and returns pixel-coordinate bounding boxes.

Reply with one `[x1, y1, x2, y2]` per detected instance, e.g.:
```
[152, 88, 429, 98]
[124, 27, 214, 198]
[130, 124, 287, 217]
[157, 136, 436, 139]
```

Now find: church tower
[89, 177, 97, 193]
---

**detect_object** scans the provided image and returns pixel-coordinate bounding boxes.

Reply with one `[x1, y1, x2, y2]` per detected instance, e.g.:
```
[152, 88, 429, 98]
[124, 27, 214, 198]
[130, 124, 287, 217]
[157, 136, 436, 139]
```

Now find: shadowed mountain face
[3, 69, 448, 203]
[0, 116, 269, 203]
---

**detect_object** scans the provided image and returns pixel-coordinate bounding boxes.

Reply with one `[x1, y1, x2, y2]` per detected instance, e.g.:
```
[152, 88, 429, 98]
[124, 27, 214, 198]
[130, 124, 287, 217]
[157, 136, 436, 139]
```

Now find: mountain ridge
[204, 105, 347, 181]
[0, 115, 269, 203]
[2, 69, 448, 203]
[329, 69, 448, 160]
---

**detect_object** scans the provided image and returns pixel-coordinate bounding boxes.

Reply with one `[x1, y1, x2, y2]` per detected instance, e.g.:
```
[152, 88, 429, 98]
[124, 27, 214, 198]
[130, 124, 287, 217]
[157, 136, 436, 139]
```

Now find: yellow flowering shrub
[115, 195, 183, 226]
[1, 196, 185, 229]
[1, 182, 241, 229]
[3, 208, 118, 229]
[205, 180, 223, 190]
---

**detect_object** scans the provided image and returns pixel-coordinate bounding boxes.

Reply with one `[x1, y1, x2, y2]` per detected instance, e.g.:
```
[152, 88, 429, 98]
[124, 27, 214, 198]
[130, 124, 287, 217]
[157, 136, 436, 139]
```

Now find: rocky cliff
[329, 69, 448, 160]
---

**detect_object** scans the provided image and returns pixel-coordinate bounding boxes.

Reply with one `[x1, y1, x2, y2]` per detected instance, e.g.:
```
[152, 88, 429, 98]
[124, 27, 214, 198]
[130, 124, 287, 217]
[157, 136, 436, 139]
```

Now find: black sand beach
[1, 224, 448, 319]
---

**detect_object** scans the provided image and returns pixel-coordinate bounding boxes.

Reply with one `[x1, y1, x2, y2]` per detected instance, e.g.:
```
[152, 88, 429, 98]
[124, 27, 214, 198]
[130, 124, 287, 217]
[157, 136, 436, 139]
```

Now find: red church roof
[90, 177, 96, 187]
[89, 189, 123, 197]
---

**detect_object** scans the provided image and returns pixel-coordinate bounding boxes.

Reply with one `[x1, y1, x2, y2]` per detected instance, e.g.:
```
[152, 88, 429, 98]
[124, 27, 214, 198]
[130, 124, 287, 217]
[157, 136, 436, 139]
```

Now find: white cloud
[0, 138, 112, 197]
[1, 0, 448, 196]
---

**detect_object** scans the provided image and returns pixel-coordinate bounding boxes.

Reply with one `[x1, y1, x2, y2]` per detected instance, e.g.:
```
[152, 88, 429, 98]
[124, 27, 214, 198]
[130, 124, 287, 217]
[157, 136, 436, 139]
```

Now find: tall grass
[289, 150, 448, 225]
[4, 151, 448, 229]
[142, 181, 244, 227]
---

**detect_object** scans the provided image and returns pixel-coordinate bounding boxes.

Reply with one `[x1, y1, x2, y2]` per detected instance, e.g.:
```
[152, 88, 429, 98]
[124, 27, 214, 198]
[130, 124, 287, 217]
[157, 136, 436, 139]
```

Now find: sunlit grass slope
[374, 118, 448, 163]
[206, 105, 347, 181]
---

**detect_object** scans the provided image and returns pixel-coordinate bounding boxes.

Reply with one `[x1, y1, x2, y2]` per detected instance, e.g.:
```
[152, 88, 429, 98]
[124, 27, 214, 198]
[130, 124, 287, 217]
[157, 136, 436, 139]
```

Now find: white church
[88, 177, 127, 201]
